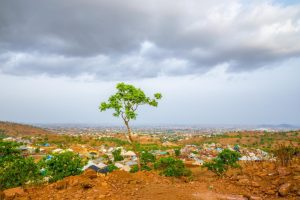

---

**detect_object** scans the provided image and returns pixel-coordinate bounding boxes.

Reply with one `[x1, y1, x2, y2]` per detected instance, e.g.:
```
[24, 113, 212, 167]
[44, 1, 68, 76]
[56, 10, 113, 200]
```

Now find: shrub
[203, 149, 241, 176]
[154, 157, 191, 177]
[0, 141, 41, 189]
[38, 151, 86, 182]
[273, 144, 299, 166]
[35, 147, 40, 153]
[112, 148, 124, 162]
[174, 149, 181, 157]
[140, 151, 156, 165]
[107, 164, 118, 172]
[130, 165, 139, 173]
[0, 157, 41, 189]
[129, 151, 155, 173]
[0, 141, 21, 162]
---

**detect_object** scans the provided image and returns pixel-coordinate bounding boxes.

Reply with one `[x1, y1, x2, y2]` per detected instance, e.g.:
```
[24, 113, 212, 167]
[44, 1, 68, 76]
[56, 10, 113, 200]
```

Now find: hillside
[2, 161, 300, 200]
[0, 121, 51, 137]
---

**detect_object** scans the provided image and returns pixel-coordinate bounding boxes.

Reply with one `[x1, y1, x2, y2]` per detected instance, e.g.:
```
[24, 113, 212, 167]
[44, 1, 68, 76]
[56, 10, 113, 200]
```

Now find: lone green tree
[99, 82, 162, 170]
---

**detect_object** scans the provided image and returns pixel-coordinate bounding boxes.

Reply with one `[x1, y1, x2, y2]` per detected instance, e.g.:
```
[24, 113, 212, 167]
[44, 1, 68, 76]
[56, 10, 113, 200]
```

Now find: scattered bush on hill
[141, 151, 156, 165]
[130, 151, 156, 173]
[107, 164, 118, 172]
[203, 149, 241, 176]
[154, 157, 192, 177]
[174, 148, 181, 157]
[0, 157, 41, 189]
[0, 140, 41, 190]
[98, 137, 129, 146]
[273, 144, 300, 166]
[112, 148, 124, 161]
[38, 151, 86, 182]
[130, 165, 139, 173]
[0, 129, 7, 139]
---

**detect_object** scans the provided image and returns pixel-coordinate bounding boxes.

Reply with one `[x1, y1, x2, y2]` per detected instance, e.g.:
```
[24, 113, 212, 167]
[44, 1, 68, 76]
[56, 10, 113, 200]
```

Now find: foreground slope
[2, 162, 300, 200]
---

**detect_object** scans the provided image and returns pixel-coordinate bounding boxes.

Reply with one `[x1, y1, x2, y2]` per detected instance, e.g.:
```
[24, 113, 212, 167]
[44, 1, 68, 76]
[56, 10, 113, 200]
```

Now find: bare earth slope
[0, 121, 50, 137]
[2, 164, 300, 200]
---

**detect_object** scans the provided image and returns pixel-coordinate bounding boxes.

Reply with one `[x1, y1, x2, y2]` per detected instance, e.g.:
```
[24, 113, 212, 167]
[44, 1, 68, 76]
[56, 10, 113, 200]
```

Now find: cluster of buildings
[179, 143, 272, 166]
[3, 130, 274, 174]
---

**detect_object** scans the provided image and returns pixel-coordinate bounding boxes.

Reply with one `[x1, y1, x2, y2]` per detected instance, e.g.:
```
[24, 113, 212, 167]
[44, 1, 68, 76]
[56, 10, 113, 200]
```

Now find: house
[86, 165, 109, 174]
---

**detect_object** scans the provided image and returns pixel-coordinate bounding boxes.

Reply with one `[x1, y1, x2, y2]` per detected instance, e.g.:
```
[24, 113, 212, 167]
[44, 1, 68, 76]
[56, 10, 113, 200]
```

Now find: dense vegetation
[203, 149, 241, 176]
[39, 151, 86, 182]
[154, 157, 191, 177]
[0, 141, 41, 189]
[0, 140, 86, 189]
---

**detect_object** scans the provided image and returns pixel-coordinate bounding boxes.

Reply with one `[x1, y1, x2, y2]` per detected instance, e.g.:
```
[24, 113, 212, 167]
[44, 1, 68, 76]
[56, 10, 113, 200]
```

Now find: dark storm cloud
[0, 0, 300, 79]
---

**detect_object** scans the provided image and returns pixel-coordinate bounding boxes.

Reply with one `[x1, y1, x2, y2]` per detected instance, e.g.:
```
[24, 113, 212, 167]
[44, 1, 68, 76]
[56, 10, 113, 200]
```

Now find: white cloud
[0, 0, 299, 79]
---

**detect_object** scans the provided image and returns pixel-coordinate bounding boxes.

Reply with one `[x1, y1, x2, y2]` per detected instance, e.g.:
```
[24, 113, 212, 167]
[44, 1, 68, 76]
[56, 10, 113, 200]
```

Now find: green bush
[203, 149, 241, 176]
[112, 148, 124, 162]
[0, 141, 22, 163]
[174, 149, 181, 157]
[0, 157, 41, 189]
[154, 157, 191, 177]
[129, 151, 155, 173]
[141, 151, 156, 165]
[107, 164, 118, 172]
[0, 141, 42, 189]
[130, 165, 139, 173]
[38, 151, 86, 182]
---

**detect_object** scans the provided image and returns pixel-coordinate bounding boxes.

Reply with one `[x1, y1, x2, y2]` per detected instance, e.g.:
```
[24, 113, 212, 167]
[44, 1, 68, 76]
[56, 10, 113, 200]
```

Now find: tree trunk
[124, 120, 141, 171]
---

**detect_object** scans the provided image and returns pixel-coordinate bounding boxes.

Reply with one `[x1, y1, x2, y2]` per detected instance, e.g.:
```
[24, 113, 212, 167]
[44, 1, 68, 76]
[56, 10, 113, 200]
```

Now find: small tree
[112, 148, 124, 162]
[99, 83, 162, 169]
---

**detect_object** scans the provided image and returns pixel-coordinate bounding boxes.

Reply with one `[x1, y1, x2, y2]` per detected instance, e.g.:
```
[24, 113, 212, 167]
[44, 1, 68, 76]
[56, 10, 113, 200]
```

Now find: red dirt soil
[2, 161, 300, 200]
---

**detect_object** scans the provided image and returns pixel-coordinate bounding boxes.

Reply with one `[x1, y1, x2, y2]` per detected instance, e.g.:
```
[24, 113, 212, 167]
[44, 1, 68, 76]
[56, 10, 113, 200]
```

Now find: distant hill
[258, 123, 299, 129]
[0, 121, 51, 137]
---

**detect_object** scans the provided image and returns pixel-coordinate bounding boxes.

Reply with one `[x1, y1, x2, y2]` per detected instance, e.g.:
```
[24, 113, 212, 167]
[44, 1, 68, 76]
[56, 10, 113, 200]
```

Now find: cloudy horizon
[0, 0, 299, 126]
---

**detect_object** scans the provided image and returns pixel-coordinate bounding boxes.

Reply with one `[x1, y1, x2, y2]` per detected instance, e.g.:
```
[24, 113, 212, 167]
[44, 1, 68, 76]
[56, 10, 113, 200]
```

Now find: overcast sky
[0, 0, 299, 126]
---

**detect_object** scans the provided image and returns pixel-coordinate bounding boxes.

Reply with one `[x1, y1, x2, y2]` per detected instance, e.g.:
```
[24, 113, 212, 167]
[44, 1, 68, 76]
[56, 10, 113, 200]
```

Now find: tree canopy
[99, 82, 162, 123]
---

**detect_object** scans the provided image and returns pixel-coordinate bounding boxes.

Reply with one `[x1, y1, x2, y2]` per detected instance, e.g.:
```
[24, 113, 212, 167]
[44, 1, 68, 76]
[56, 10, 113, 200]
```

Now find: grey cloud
[0, 0, 300, 79]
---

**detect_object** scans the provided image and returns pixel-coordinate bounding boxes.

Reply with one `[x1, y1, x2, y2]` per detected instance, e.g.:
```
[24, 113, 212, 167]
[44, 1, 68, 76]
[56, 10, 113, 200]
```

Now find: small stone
[257, 172, 268, 177]
[81, 182, 94, 189]
[3, 187, 25, 200]
[271, 179, 280, 185]
[265, 190, 276, 195]
[55, 181, 68, 190]
[69, 179, 79, 186]
[101, 182, 108, 187]
[277, 167, 291, 176]
[249, 196, 262, 200]
[268, 171, 278, 176]
[217, 194, 248, 200]
[251, 181, 260, 187]
[293, 176, 300, 181]
[279, 183, 292, 197]
[237, 178, 250, 186]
